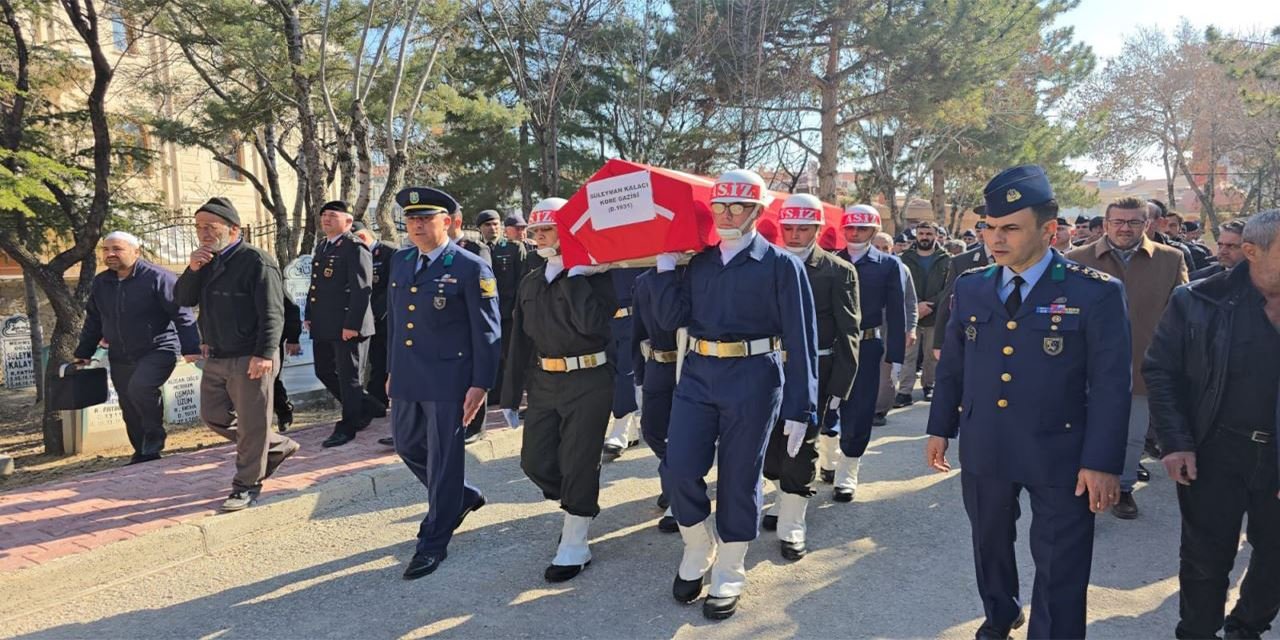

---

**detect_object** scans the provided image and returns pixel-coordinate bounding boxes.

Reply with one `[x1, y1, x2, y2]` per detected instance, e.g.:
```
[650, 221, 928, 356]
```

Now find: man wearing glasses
[1068, 196, 1188, 520]
[1191, 220, 1245, 281]
[650, 169, 817, 620]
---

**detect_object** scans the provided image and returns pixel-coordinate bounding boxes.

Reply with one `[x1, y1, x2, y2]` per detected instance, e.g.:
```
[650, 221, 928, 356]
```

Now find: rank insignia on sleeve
[479, 277, 498, 298]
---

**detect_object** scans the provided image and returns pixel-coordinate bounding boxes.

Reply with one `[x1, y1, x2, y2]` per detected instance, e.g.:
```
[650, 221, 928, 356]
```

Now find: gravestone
[0, 314, 34, 389]
[162, 361, 202, 424]
[282, 254, 315, 366]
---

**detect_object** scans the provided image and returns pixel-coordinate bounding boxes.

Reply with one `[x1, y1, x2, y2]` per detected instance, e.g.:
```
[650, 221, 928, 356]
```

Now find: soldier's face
[406, 213, 449, 248]
[1055, 225, 1072, 245]
[1217, 231, 1244, 269]
[101, 238, 139, 272]
[780, 223, 818, 249]
[504, 226, 523, 242]
[986, 209, 1053, 271]
[842, 226, 877, 246]
[320, 209, 352, 236]
[533, 225, 558, 249]
[480, 221, 500, 241]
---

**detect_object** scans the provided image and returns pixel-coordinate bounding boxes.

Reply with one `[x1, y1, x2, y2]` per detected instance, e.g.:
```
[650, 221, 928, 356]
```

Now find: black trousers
[109, 350, 176, 457]
[763, 394, 831, 497]
[365, 321, 389, 407]
[489, 318, 513, 406]
[272, 344, 292, 418]
[1176, 430, 1280, 639]
[313, 337, 369, 433]
[520, 366, 613, 517]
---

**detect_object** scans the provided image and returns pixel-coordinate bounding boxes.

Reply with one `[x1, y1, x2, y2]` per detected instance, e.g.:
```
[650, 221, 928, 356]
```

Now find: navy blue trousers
[661, 354, 782, 542]
[640, 360, 676, 501]
[961, 470, 1095, 639]
[392, 400, 482, 556]
[610, 316, 639, 418]
[837, 338, 883, 458]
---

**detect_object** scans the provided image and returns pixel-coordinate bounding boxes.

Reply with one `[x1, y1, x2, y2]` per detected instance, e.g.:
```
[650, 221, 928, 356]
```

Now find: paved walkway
[0, 408, 504, 573]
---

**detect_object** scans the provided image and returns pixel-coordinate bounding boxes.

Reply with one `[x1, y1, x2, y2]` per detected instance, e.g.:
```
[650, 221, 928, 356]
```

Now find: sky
[1058, 0, 1280, 180]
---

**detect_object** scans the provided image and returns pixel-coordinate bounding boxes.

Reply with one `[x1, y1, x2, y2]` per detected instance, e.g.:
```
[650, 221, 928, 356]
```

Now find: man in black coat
[306, 200, 379, 448]
[353, 221, 394, 409]
[274, 294, 302, 432]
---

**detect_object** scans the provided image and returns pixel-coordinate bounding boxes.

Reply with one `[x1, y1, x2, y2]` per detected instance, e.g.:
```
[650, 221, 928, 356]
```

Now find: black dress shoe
[672, 574, 704, 603]
[872, 413, 888, 427]
[833, 488, 854, 503]
[780, 540, 807, 561]
[403, 551, 446, 580]
[454, 494, 486, 531]
[761, 514, 777, 531]
[921, 386, 933, 401]
[820, 469, 835, 484]
[277, 403, 294, 433]
[322, 431, 356, 448]
[893, 393, 914, 408]
[377, 436, 395, 446]
[657, 515, 679, 533]
[353, 415, 373, 432]
[1112, 491, 1139, 520]
[656, 493, 670, 509]
[1136, 463, 1151, 482]
[126, 453, 161, 465]
[703, 595, 739, 620]
[463, 427, 485, 445]
[544, 561, 589, 582]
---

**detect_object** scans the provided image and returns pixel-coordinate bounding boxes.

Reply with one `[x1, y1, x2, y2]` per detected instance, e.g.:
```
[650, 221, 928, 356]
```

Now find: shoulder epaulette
[960, 264, 997, 278]
[1064, 263, 1111, 282]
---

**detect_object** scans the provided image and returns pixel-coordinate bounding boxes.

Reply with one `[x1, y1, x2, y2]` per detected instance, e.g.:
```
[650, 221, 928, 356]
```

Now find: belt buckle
[1250, 430, 1270, 443]
[580, 353, 598, 368]
[695, 340, 714, 357]
[542, 358, 567, 373]
[718, 341, 746, 358]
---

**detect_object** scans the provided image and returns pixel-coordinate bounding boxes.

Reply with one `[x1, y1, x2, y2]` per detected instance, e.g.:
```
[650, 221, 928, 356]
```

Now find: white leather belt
[816, 348, 833, 357]
[538, 351, 608, 372]
[688, 337, 781, 359]
[861, 327, 882, 340]
[640, 340, 678, 364]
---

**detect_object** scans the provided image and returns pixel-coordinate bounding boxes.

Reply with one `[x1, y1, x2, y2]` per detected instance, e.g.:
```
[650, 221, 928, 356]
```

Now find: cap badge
[409, 191, 420, 204]
[1005, 188, 1021, 203]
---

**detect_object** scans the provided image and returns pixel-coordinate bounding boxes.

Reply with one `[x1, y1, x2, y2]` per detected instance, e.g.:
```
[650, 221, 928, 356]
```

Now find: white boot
[817, 434, 839, 474]
[603, 414, 628, 451]
[552, 513, 592, 566]
[708, 540, 749, 598]
[677, 518, 718, 581]
[775, 493, 808, 544]
[833, 455, 860, 502]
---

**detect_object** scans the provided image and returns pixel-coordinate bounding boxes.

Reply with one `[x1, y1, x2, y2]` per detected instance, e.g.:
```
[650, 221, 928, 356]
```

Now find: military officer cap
[505, 212, 527, 227]
[476, 209, 500, 225]
[982, 165, 1054, 218]
[1183, 220, 1200, 233]
[1056, 216, 1070, 226]
[321, 200, 350, 215]
[1075, 215, 1090, 225]
[351, 220, 367, 232]
[396, 187, 458, 217]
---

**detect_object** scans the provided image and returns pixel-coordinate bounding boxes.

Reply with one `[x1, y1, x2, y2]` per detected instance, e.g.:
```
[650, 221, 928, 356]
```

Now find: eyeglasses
[1107, 219, 1146, 229]
[711, 202, 757, 216]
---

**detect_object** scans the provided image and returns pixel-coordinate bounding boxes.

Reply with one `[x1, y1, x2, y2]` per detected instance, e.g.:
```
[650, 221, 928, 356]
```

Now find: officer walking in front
[926, 165, 1132, 639]
[826, 205, 905, 503]
[651, 169, 817, 620]
[385, 186, 499, 579]
[307, 200, 380, 448]
[501, 197, 616, 584]
[761, 194, 860, 562]
[353, 221, 393, 410]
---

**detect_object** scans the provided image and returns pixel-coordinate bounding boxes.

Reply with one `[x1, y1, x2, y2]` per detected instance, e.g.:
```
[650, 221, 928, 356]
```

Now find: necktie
[416, 255, 429, 274]
[1005, 275, 1025, 317]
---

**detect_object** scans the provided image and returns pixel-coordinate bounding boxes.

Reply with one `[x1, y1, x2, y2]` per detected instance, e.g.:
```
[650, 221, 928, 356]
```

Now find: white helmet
[527, 197, 567, 230]
[778, 193, 824, 226]
[710, 169, 770, 206]
[841, 204, 882, 228]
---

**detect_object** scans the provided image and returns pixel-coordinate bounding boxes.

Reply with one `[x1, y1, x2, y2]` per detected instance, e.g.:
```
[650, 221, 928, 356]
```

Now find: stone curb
[0, 421, 524, 619]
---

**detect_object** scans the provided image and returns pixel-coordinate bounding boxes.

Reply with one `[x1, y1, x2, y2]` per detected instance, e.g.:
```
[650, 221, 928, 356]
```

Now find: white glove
[502, 409, 520, 428]
[783, 420, 807, 458]
[567, 265, 596, 277]
[656, 252, 680, 272]
[635, 386, 644, 412]
[827, 396, 842, 411]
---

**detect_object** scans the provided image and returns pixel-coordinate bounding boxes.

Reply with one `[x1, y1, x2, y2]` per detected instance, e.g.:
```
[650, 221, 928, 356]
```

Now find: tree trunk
[275, 0, 326, 246]
[816, 19, 843, 203]
[372, 152, 407, 242]
[930, 162, 946, 223]
[351, 100, 373, 222]
[1161, 141, 1176, 206]
[519, 120, 533, 212]
[22, 268, 44, 403]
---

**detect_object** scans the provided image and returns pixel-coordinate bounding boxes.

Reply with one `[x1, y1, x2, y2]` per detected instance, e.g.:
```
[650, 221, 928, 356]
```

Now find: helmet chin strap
[715, 204, 762, 242]
[785, 242, 815, 256]
[846, 241, 870, 253]
[536, 244, 560, 259]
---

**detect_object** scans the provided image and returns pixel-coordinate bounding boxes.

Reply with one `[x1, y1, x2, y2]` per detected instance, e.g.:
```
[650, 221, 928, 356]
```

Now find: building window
[108, 10, 137, 53]
[218, 136, 245, 182]
[116, 121, 150, 176]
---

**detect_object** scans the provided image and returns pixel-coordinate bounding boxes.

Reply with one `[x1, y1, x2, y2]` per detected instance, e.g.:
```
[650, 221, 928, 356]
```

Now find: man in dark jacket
[176, 197, 297, 512]
[274, 295, 302, 432]
[75, 231, 201, 464]
[486, 210, 526, 407]
[307, 200, 378, 448]
[1190, 220, 1244, 282]
[1147, 199, 1197, 272]
[1143, 209, 1280, 640]
[352, 222, 393, 409]
[896, 220, 950, 404]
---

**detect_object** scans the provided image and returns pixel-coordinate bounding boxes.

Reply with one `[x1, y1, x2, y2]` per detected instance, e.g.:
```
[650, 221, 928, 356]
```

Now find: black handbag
[47, 364, 109, 411]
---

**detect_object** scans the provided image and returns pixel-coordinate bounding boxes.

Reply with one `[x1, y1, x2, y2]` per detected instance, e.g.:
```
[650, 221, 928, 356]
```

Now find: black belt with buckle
[1216, 425, 1274, 444]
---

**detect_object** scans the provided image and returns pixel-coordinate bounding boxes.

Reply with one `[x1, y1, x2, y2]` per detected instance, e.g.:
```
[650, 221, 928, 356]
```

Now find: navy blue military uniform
[651, 233, 818, 542]
[486, 227, 527, 405]
[364, 236, 395, 407]
[609, 268, 644, 419]
[387, 187, 501, 571]
[933, 243, 991, 351]
[833, 246, 906, 458]
[927, 165, 1132, 639]
[306, 208, 379, 442]
[631, 267, 681, 507]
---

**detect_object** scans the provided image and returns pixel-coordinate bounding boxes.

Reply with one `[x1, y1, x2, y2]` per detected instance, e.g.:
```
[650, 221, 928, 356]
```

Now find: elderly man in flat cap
[75, 231, 201, 464]
[175, 197, 298, 511]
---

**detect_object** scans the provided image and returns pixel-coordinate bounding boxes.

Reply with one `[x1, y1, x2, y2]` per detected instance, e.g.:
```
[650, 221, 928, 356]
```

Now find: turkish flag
[557, 159, 718, 268]
[757, 196, 847, 252]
